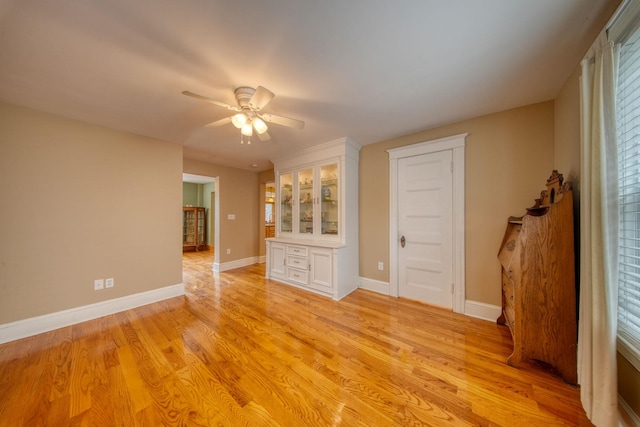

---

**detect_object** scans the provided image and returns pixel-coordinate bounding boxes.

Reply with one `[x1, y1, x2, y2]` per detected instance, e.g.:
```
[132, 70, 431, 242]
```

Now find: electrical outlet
[377, 262, 384, 271]
[94, 279, 104, 290]
[226, 248, 231, 255]
[105, 277, 114, 288]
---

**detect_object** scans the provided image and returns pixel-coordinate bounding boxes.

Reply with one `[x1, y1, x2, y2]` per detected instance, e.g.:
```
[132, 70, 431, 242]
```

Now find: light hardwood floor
[0, 249, 593, 426]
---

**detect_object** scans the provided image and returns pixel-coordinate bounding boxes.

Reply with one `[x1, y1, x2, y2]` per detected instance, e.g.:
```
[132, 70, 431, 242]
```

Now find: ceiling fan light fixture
[253, 117, 268, 134]
[241, 122, 253, 136]
[231, 113, 247, 129]
[183, 85, 305, 145]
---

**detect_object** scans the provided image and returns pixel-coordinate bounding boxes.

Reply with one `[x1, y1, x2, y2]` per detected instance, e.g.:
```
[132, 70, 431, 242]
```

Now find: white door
[398, 150, 453, 308]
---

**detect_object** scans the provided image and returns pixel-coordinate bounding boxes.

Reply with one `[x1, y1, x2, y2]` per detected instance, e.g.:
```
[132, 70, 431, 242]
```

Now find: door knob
[400, 235, 406, 248]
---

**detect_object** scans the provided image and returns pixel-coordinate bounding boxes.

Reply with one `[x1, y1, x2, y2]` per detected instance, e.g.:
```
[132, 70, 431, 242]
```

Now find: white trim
[0, 283, 185, 344]
[272, 136, 361, 167]
[618, 335, 640, 372]
[259, 255, 266, 264]
[607, 0, 640, 43]
[388, 133, 468, 313]
[359, 277, 390, 295]
[217, 256, 259, 272]
[464, 300, 501, 322]
[619, 394, 640, 427]
[452, 142, 466, 313]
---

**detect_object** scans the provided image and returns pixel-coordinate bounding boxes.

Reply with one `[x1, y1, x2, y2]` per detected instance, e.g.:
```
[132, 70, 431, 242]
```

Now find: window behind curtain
[617, 23, 640, 353]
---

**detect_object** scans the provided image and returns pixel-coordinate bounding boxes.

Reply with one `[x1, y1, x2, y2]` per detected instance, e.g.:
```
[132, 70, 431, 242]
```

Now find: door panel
[398, 150, 453, 308]
[309, 248, 332, 292]
[269, 243, 286, 279]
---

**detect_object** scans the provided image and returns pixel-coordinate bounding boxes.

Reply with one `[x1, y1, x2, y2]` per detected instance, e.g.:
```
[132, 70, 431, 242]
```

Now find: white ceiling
[0, 0, 612, 171]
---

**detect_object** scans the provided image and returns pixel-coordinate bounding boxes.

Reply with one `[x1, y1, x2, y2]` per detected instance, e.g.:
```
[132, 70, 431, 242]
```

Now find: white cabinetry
[266, 137, 360, 300]
[308, 246, 333, 292]
[268, 241, 287, 281]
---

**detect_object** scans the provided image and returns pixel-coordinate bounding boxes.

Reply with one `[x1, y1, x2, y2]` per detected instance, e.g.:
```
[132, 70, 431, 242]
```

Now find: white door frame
[388, 133, 467, 314]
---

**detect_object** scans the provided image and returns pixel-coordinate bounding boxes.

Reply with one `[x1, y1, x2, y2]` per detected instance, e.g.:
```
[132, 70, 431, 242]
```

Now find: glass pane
[279, 173, 293, 233]
[183, 209, 195, 244]
[320, 163, 339, 236]
[197, 209, 205, 244]
[298, 169, 314, 234]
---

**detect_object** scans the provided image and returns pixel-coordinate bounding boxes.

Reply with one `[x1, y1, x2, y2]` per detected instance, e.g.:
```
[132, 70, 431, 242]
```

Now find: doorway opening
[182, 173, 218, 271]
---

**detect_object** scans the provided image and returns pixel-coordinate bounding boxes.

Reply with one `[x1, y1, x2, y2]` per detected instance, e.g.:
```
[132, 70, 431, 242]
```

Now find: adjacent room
[1, 1, 639, 425]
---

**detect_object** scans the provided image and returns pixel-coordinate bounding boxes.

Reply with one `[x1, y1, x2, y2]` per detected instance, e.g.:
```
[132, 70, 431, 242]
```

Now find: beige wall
[0, 102, 183, 324]
[183, 159, 260, 264]
[554, 65, 582, 190]
[360, 102, 555, 305]
[259, 169, 275, 184]
[619, 353, 640, 416]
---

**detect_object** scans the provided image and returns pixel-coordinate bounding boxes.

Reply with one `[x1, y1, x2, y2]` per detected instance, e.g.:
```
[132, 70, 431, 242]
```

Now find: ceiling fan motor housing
[234, 86, 256, 108]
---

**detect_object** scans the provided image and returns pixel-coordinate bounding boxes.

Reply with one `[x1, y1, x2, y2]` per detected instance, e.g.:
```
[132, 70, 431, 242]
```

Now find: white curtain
[578, 30, 620, 427]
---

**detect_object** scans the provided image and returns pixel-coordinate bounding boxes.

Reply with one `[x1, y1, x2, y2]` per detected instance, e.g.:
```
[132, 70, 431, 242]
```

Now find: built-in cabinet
[183, 206, 206, 251]
[266, 137, 360, 300]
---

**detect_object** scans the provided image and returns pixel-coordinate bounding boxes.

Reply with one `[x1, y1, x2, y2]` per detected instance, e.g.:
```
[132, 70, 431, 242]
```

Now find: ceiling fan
[182, 86, 305, 143]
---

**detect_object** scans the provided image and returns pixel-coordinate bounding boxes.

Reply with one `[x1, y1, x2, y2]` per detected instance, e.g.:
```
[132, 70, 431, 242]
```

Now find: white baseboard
[464, 300, 501, 322]
[358, 278, 501, 323]
[359, 276, 390, 294]
[217, 256, 260, 272]
[259, 255, 266, 264]
[0, 283, 185, 344]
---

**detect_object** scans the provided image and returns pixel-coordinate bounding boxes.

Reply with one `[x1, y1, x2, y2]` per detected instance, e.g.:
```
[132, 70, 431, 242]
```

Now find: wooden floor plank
[0, 249, 593, 426]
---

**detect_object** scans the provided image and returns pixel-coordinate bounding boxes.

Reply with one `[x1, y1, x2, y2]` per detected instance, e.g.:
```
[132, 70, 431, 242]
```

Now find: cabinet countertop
[266, 237, 346, 249]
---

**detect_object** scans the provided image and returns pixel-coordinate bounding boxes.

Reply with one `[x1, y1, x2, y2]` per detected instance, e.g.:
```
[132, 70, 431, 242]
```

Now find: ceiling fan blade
[204, 116, 232, 128]
[182, 90, 240, 111]
[248, 86, 275, 110]
[257, 131, 271, 142]
[260, 113, 305, 130]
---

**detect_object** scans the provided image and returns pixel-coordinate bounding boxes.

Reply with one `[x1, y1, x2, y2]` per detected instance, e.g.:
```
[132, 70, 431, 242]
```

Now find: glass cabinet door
[279, 172, 293, 233]
[183, 209, 195, 244]
[196, 209, 205, 245]
[320, 163, 339, 236]
[298, 168, 314, 234]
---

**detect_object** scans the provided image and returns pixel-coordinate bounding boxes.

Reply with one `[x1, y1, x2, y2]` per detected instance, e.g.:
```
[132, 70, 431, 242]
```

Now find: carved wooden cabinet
[497, 171, 577, 384]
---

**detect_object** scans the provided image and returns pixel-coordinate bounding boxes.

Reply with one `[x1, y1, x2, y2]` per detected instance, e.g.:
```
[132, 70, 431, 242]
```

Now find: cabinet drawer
[287, 267, 308, 285]
[287, 245, 308, 257]
[287, 255, 307, 270]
